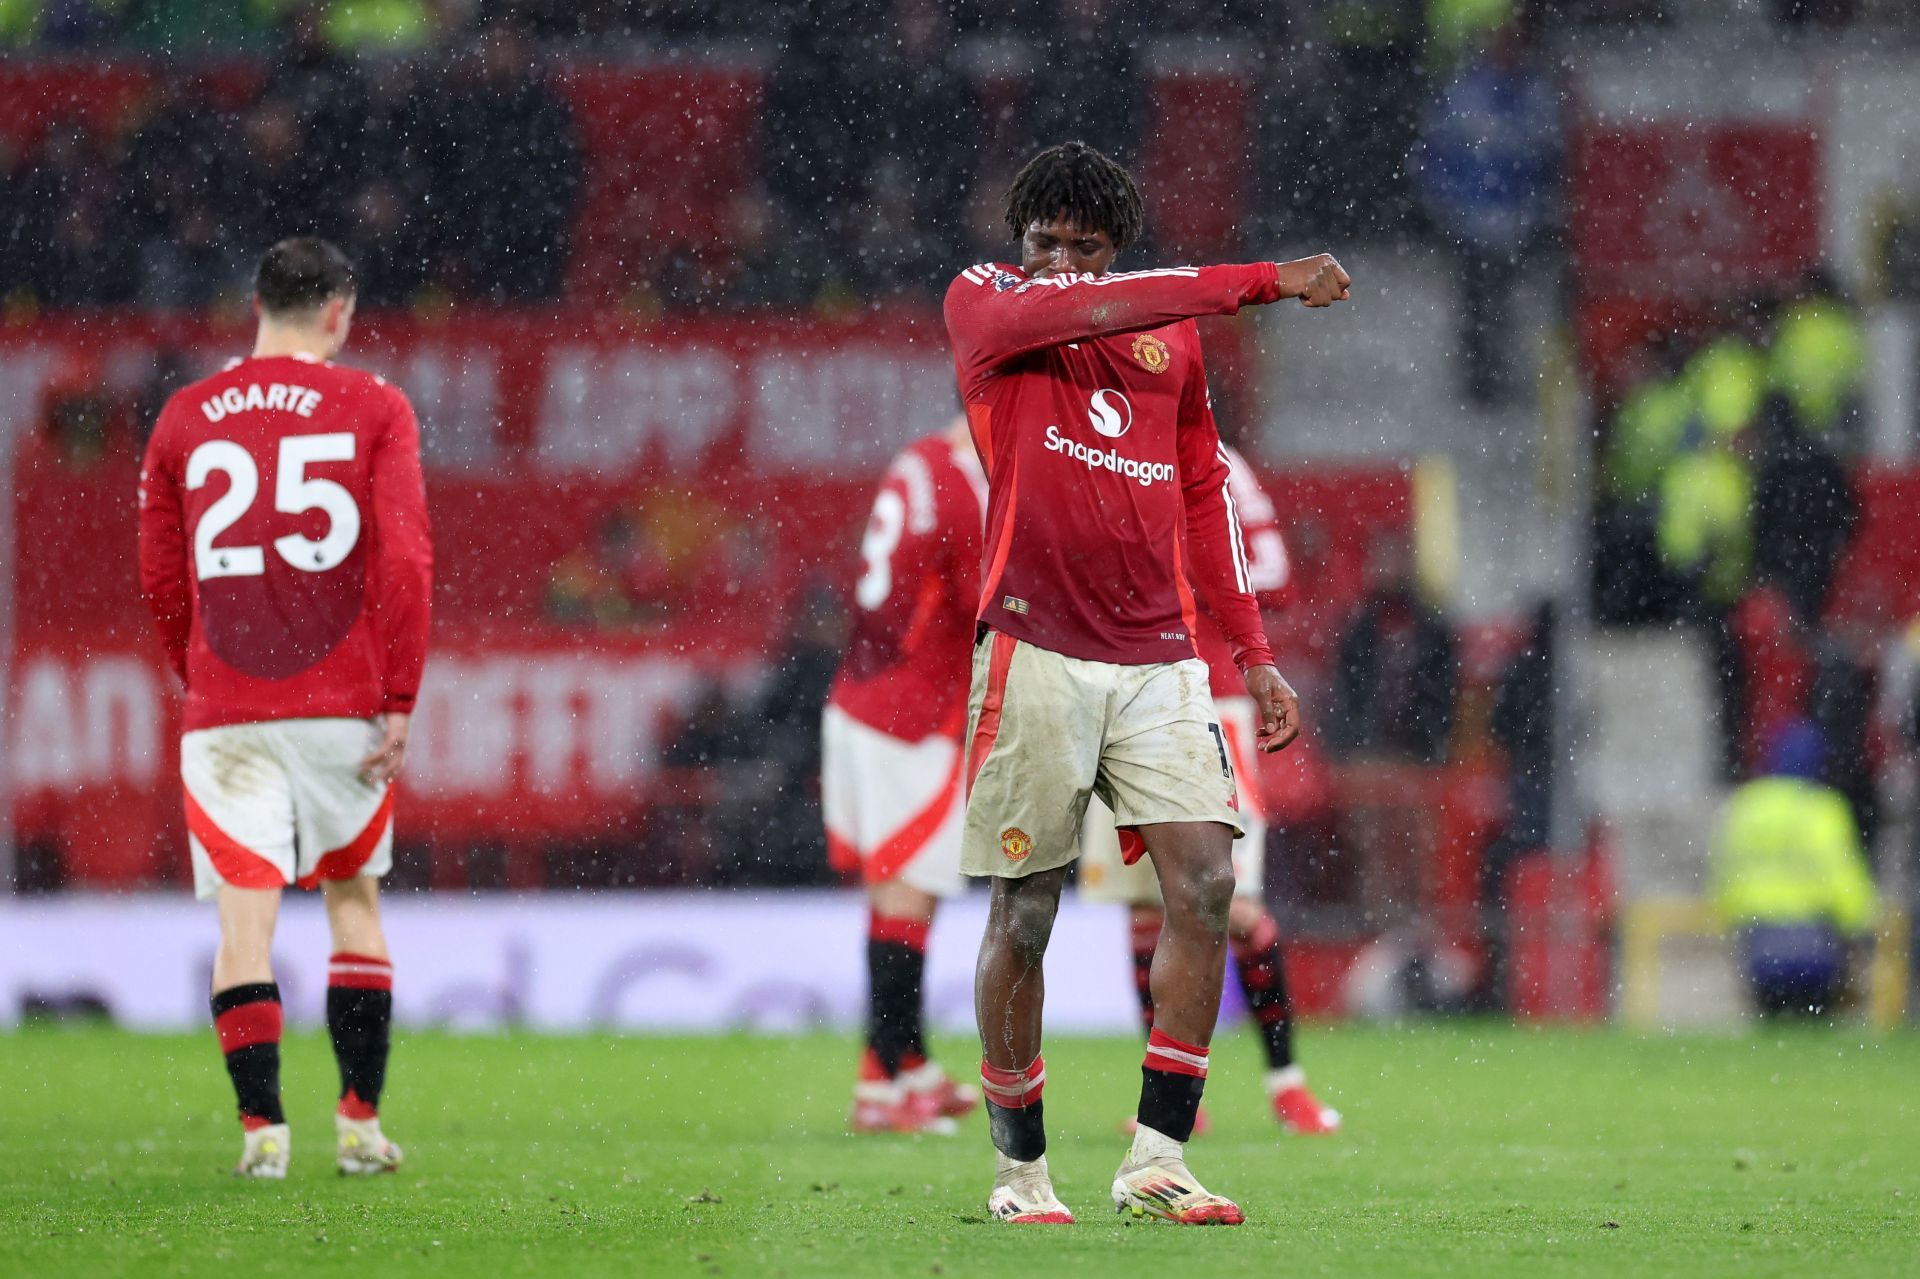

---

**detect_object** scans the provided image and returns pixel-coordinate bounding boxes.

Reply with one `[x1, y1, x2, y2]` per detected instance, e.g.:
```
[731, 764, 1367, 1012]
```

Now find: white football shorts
[821, 704, 966, 898]
[181, 717, 395, 900]
[962, 630, 1242, 880]
[1079, 694, 1269, 905]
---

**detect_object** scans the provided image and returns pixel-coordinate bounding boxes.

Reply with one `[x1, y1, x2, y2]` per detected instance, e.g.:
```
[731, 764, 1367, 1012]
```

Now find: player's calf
[1111, 1031, 1243, 1224]
[214, 981, 289, 1180]
[1128, 911, 1161, 1029]
[213, 983, 286, 1134]
[980, 1056, 1070, 1222]
[327, 951, 403, 1173]
[1230, 910, 1341, 1133]
[859, 911, 939, 1109]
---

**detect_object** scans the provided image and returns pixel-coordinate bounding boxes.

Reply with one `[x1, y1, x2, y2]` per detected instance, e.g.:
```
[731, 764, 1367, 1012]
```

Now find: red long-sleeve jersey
[944, 261, 1282, 669]
[137, 353, 433, 732]
[1194, 446, 1295, 697]
[827, 431, 987, 741]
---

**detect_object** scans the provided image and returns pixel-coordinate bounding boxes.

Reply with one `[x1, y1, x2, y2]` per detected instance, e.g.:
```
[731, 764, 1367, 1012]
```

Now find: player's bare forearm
[1273, 254, 1352, 308]
[1245, 664, 1302, 753]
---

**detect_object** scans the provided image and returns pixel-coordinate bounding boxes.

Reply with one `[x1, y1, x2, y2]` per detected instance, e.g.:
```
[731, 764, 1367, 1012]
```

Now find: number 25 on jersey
[187, 434, 361, 580]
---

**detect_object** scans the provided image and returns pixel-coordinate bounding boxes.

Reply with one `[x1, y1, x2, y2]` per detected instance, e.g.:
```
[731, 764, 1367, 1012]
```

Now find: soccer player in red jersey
[945, 142, 1349, 1224]
[823, 416, 987, 1134]
[1080, 444, 1341, 1137]
[137, 238, 432, 1179]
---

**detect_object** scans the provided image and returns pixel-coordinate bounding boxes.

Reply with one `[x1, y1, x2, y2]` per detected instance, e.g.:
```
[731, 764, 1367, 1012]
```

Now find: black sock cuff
[986, 1098, 1046, 1161]
[211, 982, 281, 1017]
[1138, 1067, 1206, 1143]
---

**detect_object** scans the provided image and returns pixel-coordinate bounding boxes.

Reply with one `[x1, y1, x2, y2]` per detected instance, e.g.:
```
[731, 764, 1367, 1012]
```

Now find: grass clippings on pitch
[2, 1024, 1916, 1278]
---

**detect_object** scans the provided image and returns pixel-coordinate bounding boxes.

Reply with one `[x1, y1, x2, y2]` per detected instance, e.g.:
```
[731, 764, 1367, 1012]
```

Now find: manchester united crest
[1131, 333, 1171, 374]
[1000, 827, 1034, 862]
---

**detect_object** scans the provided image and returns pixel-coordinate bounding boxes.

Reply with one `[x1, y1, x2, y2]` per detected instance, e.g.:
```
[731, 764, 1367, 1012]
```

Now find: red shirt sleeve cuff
[1248, 261, 1283, 306]
[1230, 637, 1276, 674]
[382, 691, 417, 714]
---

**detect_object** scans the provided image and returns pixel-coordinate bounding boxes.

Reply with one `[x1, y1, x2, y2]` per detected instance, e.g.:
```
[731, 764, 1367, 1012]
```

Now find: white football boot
[335, 1113, 404, 1175]
[1111, 1124, 1245, 1225]
[986, 1152, 1075, 1224]
[234, 1123, 290, 1179]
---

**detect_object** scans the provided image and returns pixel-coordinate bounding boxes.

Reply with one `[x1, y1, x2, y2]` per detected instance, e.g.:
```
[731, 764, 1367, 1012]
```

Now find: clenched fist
[1274, 254, 1351, 308]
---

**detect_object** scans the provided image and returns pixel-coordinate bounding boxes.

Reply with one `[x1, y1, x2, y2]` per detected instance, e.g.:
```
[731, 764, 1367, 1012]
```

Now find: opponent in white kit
[137, 238, 432, 1178]
[822, 417, 986, 1133]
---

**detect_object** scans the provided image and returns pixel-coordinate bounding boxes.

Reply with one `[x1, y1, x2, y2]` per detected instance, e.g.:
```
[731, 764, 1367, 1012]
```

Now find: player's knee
[1170, 857, 1235, 933]
[995, 887, 1059, 967]
[1003, 904, 1053, 967]
[218, 931, 273, 968]
[322, 877, 388, 956]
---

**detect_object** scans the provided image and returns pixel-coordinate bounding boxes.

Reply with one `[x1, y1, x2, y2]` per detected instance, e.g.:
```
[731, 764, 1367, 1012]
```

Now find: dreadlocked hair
[1003, 141, 1145, 251]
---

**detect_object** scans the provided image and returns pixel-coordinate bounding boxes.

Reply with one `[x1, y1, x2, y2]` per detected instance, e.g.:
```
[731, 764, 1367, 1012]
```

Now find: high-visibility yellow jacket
[1770, 299, 1866, 436]
[1689, 337, 1766, 442]
[1606, 376, 1693, 503]
[1657, 445, 1752, 606]
[1712, 776, 1878, 936]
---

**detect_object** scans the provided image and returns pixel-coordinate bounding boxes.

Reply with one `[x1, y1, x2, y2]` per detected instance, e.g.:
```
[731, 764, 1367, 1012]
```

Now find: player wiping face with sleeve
[944, 141, 1349, 1225]
[138, 237, 432, 1180]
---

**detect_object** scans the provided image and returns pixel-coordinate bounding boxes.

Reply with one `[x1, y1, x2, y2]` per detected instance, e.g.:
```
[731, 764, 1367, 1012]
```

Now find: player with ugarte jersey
[1079, 443, 1341, 1137]
[138, 238, 432, 1179]
[823, 417, 986, 1133]
[946, 141, 1350, 1225]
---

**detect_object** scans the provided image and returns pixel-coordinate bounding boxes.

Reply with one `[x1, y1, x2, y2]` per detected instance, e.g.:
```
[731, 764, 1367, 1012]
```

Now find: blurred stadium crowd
[0, 0, 1892, 48]
[3, 14, 582, 307]
[4, 0, 1911, 317]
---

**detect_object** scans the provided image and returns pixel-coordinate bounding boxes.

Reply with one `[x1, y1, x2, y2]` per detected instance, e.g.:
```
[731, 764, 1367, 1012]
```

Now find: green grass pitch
[4, 1025, 1917, 1277]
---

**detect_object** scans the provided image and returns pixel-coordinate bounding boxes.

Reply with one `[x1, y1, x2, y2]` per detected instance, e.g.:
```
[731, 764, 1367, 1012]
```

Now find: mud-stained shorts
[961, 630, 1242, 880]
[181, 718, 395, 901]
[1079, 694, 1268, 904]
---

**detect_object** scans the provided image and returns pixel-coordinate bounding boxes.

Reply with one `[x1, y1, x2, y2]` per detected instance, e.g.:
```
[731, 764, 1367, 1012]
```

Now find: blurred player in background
[822, 416, 986, 1133]
[137, 238, 432, 1179]
[946, 140, 1348, 1226]
[1079, 443, 1341, 1136]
